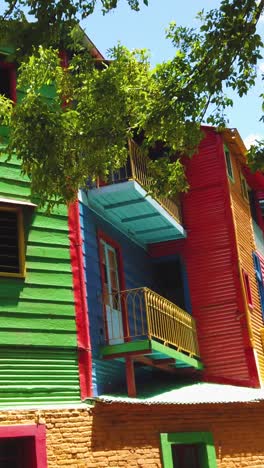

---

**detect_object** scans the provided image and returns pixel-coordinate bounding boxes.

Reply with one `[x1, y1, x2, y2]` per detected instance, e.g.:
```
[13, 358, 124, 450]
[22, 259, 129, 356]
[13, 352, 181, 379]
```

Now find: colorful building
[2, 38, 264, 467]
[0, 43, 92, 467]
[82, 126, 264, 395]
[79, 126, 264, 467]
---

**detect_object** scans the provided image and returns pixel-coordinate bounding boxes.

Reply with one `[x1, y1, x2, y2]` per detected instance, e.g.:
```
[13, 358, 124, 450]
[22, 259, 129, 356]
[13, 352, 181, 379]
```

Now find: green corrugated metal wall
[0, 152, 81, 405]
[0, 347, 80, 406]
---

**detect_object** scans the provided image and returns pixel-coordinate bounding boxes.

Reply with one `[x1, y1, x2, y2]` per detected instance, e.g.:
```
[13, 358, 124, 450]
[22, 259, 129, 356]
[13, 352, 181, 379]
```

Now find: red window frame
[0, 61, 17, 102]
[0, 424, 47, 468]
[97, 229, 129, 341]
[242, 269, 253, 308]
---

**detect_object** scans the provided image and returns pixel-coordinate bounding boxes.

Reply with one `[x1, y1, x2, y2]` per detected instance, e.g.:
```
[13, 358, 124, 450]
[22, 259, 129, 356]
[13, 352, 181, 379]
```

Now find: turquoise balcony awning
[87, 180, 186, 247]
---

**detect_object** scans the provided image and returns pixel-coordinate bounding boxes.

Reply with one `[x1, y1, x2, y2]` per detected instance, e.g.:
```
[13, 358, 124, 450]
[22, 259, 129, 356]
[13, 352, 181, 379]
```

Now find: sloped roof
[97, 382, 264, 406]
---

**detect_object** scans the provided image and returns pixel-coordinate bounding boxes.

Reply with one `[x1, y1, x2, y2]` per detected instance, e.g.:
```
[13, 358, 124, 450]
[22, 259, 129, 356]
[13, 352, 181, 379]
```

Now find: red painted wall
[68, 202, 93, 399]
[149, 128, 256, 386]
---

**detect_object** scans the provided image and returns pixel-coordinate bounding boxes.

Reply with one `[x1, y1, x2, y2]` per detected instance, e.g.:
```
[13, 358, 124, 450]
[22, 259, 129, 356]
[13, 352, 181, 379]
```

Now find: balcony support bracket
[101, 339, 203, 371]
[125, 357, 136, 398]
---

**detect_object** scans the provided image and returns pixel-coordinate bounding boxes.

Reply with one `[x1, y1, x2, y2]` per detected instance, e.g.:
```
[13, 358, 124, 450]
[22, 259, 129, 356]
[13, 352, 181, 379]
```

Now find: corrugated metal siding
[181, 131, 251, 382]
[0, 347, 80, 406]
[0, 154, 80, 403]
[79, 201, 155, 395]
[150, 130, 252, 384]
[0, 155, 77, 347]
[229, 154, 264, 382]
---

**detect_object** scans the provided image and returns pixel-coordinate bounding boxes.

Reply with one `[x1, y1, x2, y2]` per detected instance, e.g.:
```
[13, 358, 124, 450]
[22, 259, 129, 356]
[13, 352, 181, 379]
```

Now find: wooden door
[101, 239, 124, 344]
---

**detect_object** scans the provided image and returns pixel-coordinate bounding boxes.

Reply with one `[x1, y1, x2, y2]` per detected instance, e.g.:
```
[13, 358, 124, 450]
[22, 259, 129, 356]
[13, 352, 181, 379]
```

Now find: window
[224, 146, 234, 181]
[160, 432, 217, 468]
[0, 425, 47, 468]
[240, 172, 249, 201]
[242, 269, 253, 308]
[253, 252, 264, 319]
[171, 443, 200, 468]
[0, 206, 25, 278]
[259, 199, 264, 219]
[0, 58, 16, 101]
[0, 437, 35, 467]
[248, 190, 258, 224]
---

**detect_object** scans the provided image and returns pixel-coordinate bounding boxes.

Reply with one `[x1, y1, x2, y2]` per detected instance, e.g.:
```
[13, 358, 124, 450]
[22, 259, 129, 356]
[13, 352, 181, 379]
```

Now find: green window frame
[224, 146, 234, 182]
[160, 432, 217, 468]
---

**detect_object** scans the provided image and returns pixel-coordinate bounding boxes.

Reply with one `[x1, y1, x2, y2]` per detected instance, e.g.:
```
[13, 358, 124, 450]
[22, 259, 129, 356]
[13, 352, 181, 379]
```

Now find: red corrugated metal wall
[149, 128, 258, 386]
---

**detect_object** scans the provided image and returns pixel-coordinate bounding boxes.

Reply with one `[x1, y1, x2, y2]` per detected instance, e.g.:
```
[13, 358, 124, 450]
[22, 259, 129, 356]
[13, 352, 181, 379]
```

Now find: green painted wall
[0, 46, 81, 405]
[0, 347, 80, 406]
[0, 153, 77, 347]
[0, 151, 81, 405]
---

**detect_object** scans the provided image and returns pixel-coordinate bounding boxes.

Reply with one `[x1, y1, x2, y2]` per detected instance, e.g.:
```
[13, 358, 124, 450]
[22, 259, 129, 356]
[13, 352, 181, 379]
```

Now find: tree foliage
[0, 0, 264, 206]
[2, 0, 148, 20]
[0, 0, 148, 52]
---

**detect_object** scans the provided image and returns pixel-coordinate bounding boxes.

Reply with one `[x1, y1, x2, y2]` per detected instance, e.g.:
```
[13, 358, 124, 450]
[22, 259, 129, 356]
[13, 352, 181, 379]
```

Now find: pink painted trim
[68, 201, 93, 399]
[0, 424, 47, 468]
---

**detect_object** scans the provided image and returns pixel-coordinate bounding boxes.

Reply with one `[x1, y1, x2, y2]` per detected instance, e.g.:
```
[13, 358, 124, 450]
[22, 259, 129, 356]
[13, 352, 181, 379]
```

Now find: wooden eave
[220, 127, 247, 164]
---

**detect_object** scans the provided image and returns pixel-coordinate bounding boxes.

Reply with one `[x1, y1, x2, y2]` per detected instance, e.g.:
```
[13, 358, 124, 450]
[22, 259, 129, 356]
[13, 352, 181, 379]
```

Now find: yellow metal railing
[103, 287, 200, 358]
[107, 139, 182, 224]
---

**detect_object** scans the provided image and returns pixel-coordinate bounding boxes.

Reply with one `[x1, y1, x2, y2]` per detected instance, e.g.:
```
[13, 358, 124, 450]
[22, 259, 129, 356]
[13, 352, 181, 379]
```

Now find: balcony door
[100, 238, 124, 345]
[154, 257, 188, 311]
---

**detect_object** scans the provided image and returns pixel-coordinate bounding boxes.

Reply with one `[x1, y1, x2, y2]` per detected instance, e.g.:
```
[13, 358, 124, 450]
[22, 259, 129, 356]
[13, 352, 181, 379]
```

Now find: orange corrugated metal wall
[228, 151, 264, 383]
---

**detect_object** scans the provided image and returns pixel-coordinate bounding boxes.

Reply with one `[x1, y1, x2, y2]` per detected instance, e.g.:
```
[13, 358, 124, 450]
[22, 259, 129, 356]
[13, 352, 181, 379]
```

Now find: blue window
[253, 252, 264, 319]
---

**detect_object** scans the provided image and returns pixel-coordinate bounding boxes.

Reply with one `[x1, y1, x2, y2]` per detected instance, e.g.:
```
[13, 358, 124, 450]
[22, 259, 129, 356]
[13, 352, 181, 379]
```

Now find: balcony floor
[87, 181, 186, 247]
[101, 339, 203, 371]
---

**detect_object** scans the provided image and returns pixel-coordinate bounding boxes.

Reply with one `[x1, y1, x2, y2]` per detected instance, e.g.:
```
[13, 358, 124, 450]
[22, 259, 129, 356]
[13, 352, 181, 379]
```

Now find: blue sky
[1, 1, 263, 146]
[82, 0, 264, 147]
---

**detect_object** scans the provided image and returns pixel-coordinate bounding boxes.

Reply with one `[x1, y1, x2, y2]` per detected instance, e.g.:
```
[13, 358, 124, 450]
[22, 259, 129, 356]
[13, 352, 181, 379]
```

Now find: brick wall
[0, 402, 264, 467]
[93, 402, 264, 468]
